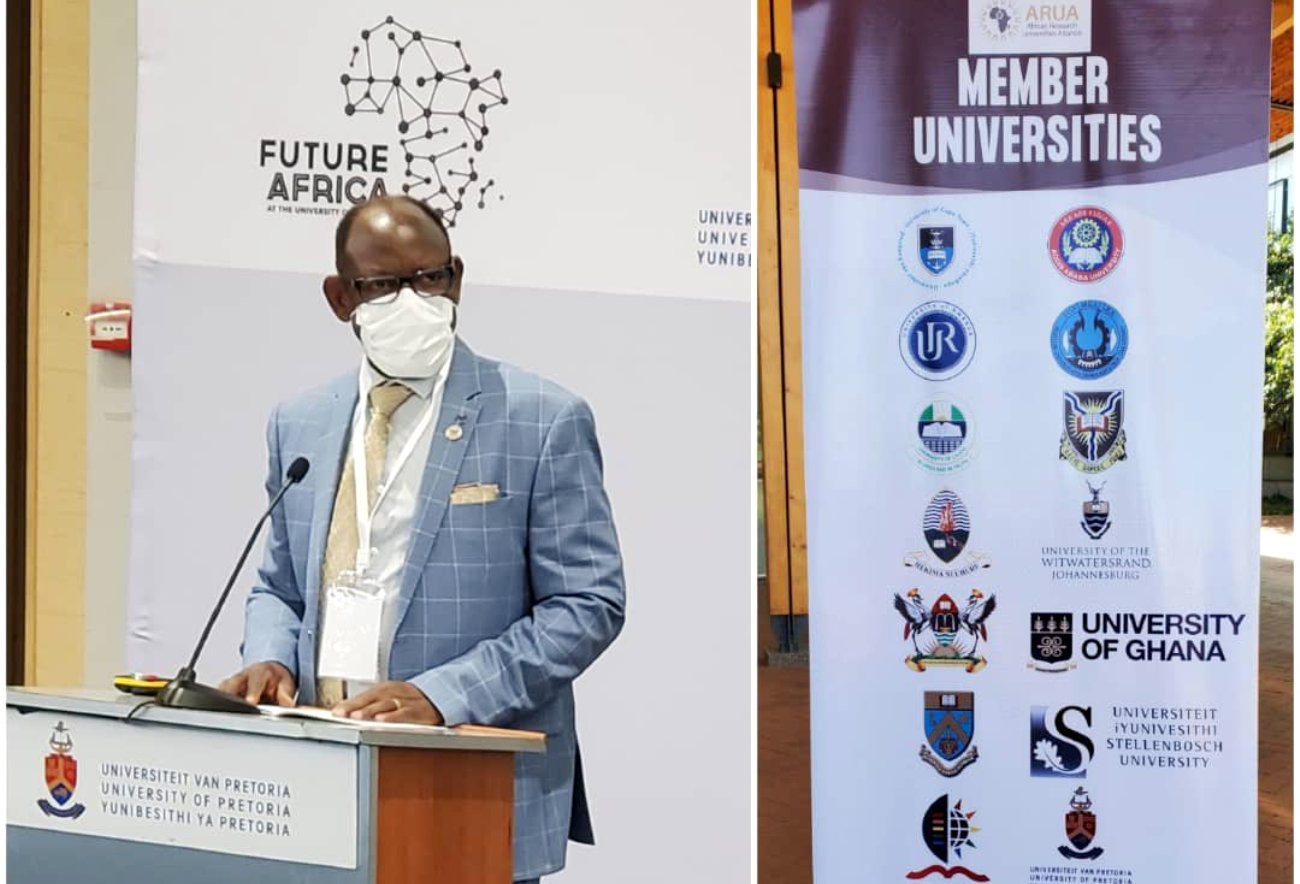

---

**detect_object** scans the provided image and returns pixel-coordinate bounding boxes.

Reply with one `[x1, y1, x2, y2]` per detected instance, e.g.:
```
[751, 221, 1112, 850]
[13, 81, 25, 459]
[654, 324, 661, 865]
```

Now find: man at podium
[217, 194, 627, 883]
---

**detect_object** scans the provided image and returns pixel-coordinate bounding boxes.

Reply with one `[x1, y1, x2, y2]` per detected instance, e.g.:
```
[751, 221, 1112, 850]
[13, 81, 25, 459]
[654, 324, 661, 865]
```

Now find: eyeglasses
[347, 262, 457, 304]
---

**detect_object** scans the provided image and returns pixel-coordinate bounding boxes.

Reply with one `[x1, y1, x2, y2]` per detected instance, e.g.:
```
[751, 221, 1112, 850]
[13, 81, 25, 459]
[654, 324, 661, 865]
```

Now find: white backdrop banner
[796, 2, 1270, 883]
[131, 3, 750, 882]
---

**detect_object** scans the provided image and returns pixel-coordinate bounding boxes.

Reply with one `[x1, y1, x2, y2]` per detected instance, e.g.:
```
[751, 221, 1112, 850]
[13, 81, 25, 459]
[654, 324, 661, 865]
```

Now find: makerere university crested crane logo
[259, 15, 509, 226]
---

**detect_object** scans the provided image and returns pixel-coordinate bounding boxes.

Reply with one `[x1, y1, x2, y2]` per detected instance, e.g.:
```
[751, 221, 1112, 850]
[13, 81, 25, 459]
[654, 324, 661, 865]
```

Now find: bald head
[322, 194, 464, 323]
[334, 195, 450, 276]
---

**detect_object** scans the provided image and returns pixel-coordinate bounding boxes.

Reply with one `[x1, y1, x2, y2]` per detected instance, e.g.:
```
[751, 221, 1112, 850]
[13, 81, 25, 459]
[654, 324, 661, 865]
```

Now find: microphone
[156, 457, 310, 714]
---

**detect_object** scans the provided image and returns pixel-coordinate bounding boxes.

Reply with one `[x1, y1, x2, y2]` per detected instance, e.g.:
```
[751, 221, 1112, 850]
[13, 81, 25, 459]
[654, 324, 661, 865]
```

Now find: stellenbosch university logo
[260, 16, 508, 224]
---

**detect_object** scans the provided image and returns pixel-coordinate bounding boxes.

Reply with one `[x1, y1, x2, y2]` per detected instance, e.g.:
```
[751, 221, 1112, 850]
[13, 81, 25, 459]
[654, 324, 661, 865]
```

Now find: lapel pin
[445, 424, 463, 442]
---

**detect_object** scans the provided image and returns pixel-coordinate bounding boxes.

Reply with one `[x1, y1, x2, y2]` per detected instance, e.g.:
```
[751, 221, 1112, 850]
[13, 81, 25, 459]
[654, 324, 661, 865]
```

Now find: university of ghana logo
[340, 16, 509, 227]
[914, 397, 973, 473]
[1049, 208, 1124, 282]
[1029, 611, 1076, 673]
[897, 207, 978, 289]
[900, 302, 977, 381]
[1050, 300, 1128, 380]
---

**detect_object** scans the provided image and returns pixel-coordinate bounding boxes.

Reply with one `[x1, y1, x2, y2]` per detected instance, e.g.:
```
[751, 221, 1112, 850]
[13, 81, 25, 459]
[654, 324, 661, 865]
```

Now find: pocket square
[450, 483, 501, 505]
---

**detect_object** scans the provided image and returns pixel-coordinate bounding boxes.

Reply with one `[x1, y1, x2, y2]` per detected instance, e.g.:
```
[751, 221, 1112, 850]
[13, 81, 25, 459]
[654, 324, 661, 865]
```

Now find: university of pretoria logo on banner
[260, 15, 509, 226]
[37, 721, 86, 820]
[1058, 788, 1106, 860]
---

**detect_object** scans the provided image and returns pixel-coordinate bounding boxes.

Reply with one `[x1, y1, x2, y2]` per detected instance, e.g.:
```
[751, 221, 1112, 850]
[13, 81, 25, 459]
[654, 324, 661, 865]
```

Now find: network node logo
[340, 16, 509, 227]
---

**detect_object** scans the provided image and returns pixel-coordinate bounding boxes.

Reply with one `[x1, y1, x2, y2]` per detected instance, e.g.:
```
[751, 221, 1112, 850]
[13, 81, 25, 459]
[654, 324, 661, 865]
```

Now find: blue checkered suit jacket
[240, 339, 626, 880]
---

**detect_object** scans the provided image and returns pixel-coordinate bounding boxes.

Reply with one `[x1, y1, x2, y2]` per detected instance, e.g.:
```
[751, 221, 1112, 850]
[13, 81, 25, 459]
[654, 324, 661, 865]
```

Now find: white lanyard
[350, 389, 438, 576]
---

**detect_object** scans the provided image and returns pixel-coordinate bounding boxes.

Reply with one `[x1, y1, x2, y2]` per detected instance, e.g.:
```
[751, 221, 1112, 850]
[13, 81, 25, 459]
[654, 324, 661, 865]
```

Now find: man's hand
[333, 681, 444, 725]
[217, 661, 296, 706]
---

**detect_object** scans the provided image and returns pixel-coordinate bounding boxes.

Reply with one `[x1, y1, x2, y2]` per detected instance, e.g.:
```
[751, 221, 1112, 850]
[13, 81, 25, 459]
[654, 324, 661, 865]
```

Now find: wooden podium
[6, 688, 544, 884]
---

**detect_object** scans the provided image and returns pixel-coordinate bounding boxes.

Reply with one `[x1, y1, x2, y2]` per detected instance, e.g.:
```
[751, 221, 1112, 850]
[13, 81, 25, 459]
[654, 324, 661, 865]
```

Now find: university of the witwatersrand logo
[920, 691, 979, 777]
[900, 302, 976, 381]
[894, 588, 996, 673]
[914, 397, 973, 474]
[1050, 300, 1128, 379]
[1049, 208, 1123, 282]
[905, 490, 991, 577]
[1058, 787, 1105, 860]
[897, 208, 977, 288]
[907, 794, 988, 882]
[1029, 704, 1095, 778]
[1080, 481, 1112, 539]
[1029, 611, 1076, 673]
[1060, 391, 1127, 473]
[37, 721, 86, 819]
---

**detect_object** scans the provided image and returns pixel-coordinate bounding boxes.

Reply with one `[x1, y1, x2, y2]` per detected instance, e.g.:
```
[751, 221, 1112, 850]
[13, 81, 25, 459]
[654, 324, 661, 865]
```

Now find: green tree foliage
[1264, 223, 1293, 449]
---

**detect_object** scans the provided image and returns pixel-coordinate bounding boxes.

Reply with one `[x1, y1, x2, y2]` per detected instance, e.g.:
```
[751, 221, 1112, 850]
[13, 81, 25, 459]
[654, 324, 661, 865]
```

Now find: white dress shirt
[329, 356, 449, 696]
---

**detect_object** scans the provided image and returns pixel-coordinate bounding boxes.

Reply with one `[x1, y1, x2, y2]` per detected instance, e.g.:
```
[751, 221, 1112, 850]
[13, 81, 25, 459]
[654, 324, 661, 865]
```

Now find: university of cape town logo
[1050, 300, 1128, 379]
[897, 208, 977, 288]
[1029, 612, 1076, 673]
[1059, 787, 1105, 859]
[37, 722, 86, 819]
[1060, 391, 1127, 473]
[1080, 481, 1111, 539]
[894, 588, 997, 673]
[914, 398, 973, 473]
[1030, 704, 1095, 778]
[908, 795, 988, 882]
[340, 16, 509, 227]
[905, 490, 991, 577]
[1049, 208, 1123, 283]
[920, 691, 979, 776]
[900, 301, 977, 381]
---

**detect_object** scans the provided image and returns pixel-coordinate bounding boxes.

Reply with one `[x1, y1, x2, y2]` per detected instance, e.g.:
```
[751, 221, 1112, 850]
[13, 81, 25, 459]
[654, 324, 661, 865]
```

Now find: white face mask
[352, 289, 456, 380]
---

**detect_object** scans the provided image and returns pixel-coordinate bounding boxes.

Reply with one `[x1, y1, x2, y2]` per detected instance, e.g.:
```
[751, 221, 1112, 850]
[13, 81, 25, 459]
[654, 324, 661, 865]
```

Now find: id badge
[317, 570, 385, 682]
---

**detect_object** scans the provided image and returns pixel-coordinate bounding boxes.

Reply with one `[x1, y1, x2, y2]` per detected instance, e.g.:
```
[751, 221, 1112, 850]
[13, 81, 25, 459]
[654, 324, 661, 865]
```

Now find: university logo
[920, 227, 955, 275]
[1029, 612, 1076, 673]
[1058, 787, 1105, 860]
[1049, 208, 1123, 283]
[1080, 481, 1111, 539]
[914, 398, 973, 474]
[1050, 300, 1128, 379]
[907, 794, 988, 882]
[1030, 704, 1095, 778]
[920, 691, 979, 777]
[900, 302, 977, 381]
[1060, 391, 1127, 473]
[894, 588, 996, 673]
[905, 490, 991, 577]
[337, 16, 508, 226]
[897, 208, 977, 288]
[37, 722, 86, 819]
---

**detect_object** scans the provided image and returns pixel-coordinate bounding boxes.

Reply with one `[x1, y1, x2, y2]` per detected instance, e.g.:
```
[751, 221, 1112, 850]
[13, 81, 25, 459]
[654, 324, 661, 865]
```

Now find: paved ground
[758, 519, 1294, 884]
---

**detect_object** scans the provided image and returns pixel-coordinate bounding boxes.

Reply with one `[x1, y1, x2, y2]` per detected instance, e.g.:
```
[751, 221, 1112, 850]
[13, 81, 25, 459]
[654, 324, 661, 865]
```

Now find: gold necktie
[316, 383, 414, 706]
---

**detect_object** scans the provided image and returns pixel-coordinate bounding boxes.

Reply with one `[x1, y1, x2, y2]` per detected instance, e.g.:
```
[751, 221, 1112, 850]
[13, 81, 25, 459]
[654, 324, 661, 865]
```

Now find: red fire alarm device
[86, 302, 132, 352]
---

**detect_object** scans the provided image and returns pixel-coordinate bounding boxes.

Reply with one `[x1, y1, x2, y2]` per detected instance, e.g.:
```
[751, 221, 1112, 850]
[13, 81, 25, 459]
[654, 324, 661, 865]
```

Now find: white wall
[84, 0, 137, 683]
